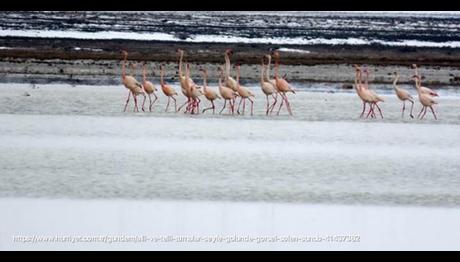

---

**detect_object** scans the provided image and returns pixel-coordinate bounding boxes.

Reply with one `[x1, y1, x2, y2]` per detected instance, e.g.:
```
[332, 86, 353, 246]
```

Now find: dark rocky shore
[1, 37, 460, 87]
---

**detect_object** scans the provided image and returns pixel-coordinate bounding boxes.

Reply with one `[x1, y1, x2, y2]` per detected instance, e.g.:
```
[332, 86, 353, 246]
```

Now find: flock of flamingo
[353, 64, 439, 120]
[121, 49, 295, 116]
[120, 48, 439, 120]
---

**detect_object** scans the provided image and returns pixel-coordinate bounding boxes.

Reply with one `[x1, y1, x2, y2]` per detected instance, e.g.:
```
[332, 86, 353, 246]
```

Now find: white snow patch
[1, 29, 460, 48]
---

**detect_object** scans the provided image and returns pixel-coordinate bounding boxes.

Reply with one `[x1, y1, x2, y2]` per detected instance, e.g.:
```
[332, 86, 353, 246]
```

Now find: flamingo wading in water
[142, 62, 158, 112]
[218, 67, 238, 115]
[413, 75, 438, 120]
[159, 64, 178, 112]
[271, 50, 295, 116]
[353, 65, 376, 118]
[361, 66, 384, 118]
[199, 67, 221, 114]
[120, 50, 145, 112]
[260, 57, 278, 115]
[412, 64, 439, 97]
[234, 64, 255, 115]
[392, 71, 414, 118]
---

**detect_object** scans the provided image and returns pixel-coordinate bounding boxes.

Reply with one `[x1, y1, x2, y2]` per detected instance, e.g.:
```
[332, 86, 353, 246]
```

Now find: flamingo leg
[284, 94, 293, 116]
[165, 97, 171, 112]
[133, 94, 139, 112]
[242, 98, 246, 115]
[236, 97, 243, 114]
[196, 97, 201, 114]
[172, 97, 177, 112]
[270, 93, 278, 114]
[147, 94, 152, 112]
[417, 106, 425, 119]
[220, 100, 227, 114]
[123, 91, 131, 112]
[375, 103, 384, 119]
[401, 100, 406, 118]
[360, 101, 367, 118]
[230, 99, 235, 115]
[366, 103, 376, 119]
[277, 93, 285, 115]
[203, 100, 216, 114]
[365, 104, 373, 119]
[421, 106, 428, 119]
[429, 106, 438, 120]
[249, 97, 254, 116]
[409, 100, 414, 118]
[141, 94, 147, 112]
[177, 98, 190, 113]
[265, 95, 270, 115]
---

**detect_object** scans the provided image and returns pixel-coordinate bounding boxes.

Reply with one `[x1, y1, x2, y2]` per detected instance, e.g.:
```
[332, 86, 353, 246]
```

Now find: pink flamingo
[159, 64, 178, 112]
[271, 50, 295, 116]
[235, 64, 255, 115]
[120, 50, 144, 112]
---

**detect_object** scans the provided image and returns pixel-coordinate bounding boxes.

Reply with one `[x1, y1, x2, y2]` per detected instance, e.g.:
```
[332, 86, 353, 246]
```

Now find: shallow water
[0, 84, 460, 207]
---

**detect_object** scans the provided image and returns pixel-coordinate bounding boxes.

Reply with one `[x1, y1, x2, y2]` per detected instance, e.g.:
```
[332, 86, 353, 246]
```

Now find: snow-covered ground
[1, 198, 460, 250]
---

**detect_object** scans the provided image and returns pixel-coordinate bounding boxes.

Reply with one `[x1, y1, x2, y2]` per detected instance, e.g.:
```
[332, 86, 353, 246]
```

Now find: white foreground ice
[1, 198, 460, 250]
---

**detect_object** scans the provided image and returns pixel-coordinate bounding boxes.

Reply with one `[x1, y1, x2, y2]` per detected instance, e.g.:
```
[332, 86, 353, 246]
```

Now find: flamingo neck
[260, 63, 264, 84]
[224, 54, 231, 79]
[203, 73, 207, 91]
[179, 52, 184, 78]
[160, 68, 165, 86]
[236, 67, 240, 85]
[122, 54, 127, 79]
[185, 66, 192, 92]
[274, 58, 279, 79]
[265, 56, 272, 81]
[414, 78, 421, 91]
[354, 71, 359, 89]
[393, 75, 399, 90]
[143, 65, 147, 82]
[357, 70, 363, 87]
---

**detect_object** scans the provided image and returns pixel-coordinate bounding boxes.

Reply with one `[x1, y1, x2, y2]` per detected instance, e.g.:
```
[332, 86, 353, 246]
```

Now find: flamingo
[262, 55, 278, 114]
[235, 64, 255, 115]
[362, 66, 384, 118]
[159, 64, 178, 112]
[392, 72, 414, 118]
[176, 49, 196, 113]
[412, 64, 439, 97]
[199, 67, 221, 114]
[353, 65, 376, 118]
[185, 63, 203, 114]
[217, 67, 238, 115]
[413, 75, 438, 120]
[141, 62, 158, 112]
[120, 50, 144, 112]
[271, 50, 295, 116]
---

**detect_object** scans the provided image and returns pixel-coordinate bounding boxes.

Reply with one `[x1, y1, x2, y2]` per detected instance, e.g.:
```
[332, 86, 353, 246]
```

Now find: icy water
[0, 84, 460, 207]
[1, 11, 460, 47]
